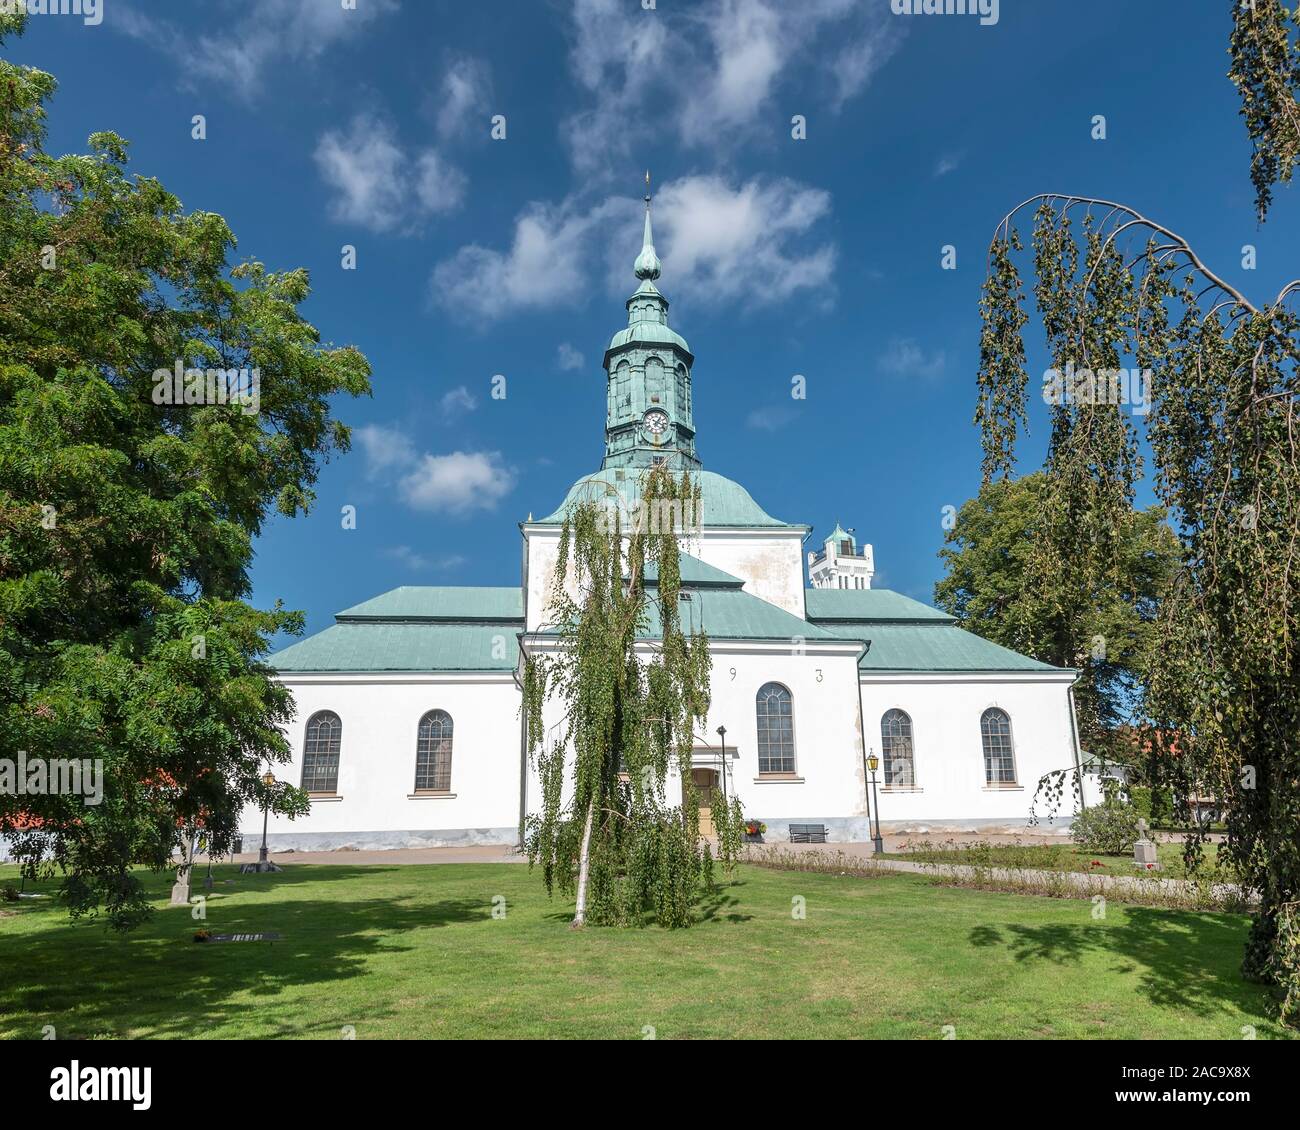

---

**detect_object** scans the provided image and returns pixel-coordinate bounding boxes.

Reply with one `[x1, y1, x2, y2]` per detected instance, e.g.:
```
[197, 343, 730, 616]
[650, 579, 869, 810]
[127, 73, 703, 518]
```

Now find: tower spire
[634, 169, 661, 281]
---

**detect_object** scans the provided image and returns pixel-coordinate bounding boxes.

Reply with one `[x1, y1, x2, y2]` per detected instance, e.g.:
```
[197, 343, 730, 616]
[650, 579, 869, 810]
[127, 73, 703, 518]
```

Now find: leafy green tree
[977, 191, 1300, 1023]
[0, 14, 371, 927]
[934, 473, 1179, 760]
[522, 467, 743, 928]
[1229, 0, 1300, 222]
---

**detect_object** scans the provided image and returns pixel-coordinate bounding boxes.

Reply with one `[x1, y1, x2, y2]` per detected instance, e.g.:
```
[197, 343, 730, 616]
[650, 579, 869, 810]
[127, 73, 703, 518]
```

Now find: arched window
[756, 682, 796, 774]
[415, 710, 454, 792]
[881, 709, 915, 787]
[980, 708, 1017, 785]
[302, 711, 342, 794]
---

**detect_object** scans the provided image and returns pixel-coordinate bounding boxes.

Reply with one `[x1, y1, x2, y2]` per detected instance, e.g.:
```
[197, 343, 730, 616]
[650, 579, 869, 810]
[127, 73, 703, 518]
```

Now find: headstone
[1133, 818, 1159, 869]
[170, 833, 194, 903]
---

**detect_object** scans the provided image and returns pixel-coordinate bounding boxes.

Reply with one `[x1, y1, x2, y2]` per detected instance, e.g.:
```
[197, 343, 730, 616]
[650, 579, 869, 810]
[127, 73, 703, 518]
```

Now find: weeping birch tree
[978, 194, 1300, 1023]
[522, 466, 743, 929]
[1229, 0, 1300, 222]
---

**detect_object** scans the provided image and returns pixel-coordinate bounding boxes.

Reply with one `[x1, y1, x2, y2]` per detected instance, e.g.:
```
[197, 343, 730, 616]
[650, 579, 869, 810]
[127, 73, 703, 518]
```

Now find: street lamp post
[716, 725, 728, 809]
[240, 770, 283, 874]
[866, 749, 884, 856]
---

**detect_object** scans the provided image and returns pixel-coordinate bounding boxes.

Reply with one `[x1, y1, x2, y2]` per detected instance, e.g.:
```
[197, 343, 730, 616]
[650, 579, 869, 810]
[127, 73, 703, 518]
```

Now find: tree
[522, 466, 742, 929]
[977, 193, 1300, 1023]
[0, 13, 371, 928]
[934, 472, 1179, 760]
[1229, 0, 1300, 222]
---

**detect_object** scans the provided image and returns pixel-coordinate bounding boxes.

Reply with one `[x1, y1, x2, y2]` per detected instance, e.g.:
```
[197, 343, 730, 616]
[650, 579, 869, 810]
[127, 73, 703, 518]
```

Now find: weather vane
[644, 169, 651, 202]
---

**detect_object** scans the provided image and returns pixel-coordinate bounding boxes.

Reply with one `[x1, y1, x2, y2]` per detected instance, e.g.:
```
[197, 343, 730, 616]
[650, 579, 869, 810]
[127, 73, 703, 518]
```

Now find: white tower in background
[808, 522, 875, 590]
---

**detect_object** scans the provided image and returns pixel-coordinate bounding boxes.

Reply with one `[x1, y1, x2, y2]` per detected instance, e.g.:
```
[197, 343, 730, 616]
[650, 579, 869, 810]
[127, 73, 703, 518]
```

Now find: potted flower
[744, 821, 767, 843]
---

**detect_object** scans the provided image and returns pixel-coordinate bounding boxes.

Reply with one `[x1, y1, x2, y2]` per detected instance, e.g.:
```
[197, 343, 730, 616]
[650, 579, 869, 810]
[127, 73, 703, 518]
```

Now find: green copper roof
[820, 621, 1061, 673]
[337, 586, 523, 622]
[633, 196, 661, 281]
[804, 589, 956, 623]
[537, 468, 799, 528]
[271, 586, 524, 673]
[605, 319, 693, 357]
[826, 522, 853, 545]
[535, 585, 846, 645]
[270, 622, 519, 673]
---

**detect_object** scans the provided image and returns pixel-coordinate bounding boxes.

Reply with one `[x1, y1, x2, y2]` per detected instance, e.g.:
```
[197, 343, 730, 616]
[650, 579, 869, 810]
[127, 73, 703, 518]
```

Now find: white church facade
[247, 196, 1086, 851]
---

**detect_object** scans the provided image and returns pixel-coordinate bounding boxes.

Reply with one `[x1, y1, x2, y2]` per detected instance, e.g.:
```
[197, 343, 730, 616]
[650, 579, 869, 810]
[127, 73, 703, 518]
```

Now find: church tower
[601, 180, 699, 471]
[808, 523, 875, 590]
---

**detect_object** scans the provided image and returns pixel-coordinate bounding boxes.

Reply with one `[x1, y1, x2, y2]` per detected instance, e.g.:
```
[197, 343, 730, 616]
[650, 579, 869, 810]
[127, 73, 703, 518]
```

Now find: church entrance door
[686, 768, 719, 838]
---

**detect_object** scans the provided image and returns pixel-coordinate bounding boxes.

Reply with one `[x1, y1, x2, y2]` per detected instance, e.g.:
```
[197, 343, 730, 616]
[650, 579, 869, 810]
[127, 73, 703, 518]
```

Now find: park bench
[788, 823, 829, 844]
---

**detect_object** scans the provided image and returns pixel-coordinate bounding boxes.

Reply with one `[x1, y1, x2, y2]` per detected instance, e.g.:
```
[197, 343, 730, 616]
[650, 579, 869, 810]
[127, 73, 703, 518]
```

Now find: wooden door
[688, 768, 718, 837]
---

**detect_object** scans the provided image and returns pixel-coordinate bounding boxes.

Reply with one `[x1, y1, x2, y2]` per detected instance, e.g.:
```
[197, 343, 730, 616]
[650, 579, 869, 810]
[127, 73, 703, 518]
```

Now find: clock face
[644, 409, 669, 436]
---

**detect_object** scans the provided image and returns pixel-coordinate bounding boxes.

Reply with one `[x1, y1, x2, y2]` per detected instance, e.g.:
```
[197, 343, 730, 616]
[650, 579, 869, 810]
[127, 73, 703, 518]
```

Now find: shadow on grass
[969, 908, 1282, 1028]
[0, 868, 492, 1039]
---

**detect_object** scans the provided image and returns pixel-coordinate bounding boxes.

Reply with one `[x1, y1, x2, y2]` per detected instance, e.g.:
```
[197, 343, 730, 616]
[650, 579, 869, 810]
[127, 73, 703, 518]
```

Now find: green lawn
[0, 861, 1289, 1040]
[885, 838, 1223, 879]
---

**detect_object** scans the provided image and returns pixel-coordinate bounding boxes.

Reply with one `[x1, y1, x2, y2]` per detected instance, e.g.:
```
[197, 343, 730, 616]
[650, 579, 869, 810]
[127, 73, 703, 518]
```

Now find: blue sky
[9, 0, 1299, 638]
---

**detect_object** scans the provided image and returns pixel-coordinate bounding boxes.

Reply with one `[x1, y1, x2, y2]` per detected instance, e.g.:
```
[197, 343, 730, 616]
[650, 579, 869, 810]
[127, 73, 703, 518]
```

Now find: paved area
[185, 829, 1221, 869]
[196, 843, 525, 866]
[744, 848, 1252, 904]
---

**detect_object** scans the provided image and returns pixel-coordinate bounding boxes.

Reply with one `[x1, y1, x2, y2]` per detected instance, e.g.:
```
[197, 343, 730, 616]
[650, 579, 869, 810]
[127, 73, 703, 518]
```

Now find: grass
[0, 861, 1290, 1040]
[884, 838, 1223, 879]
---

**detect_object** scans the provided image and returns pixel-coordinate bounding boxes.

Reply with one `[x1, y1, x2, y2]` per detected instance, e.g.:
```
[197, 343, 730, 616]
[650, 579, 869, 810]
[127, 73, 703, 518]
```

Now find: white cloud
[746, 404, 796, 432]
[878, 338, 948, 380]
[400, 451, 515, 514]
[440, 385, 478, 417]
[382, 545, 468, 572]
[563, 0, 901, 173]
[556, 343, 585, 371]
[437, 56, 492, 139]
[315, 114, 465, 232]
[357, 422, 515, 515]
[653, 175, 835, 305]
[113, 0, 398, 97]
[430, 196, 626, 320]
[431, 175, 834, 321]
[355, 423, 417, 478]
[934, 153, 963, 178]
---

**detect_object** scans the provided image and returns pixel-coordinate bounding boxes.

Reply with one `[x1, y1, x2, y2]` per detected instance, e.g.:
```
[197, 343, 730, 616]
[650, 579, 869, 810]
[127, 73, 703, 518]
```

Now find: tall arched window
[980, 708, 1017, 785]
[415, 710, 454, 792]
[302, 711, 342, 794]
[756, 682, 796, 774]
[881, 709, 915, 787]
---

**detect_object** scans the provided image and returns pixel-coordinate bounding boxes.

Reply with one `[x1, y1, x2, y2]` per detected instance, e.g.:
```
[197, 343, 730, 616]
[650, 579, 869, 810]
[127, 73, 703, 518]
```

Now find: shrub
[1070, 796, 1142, 855]
[1126, 784, 1177, 826]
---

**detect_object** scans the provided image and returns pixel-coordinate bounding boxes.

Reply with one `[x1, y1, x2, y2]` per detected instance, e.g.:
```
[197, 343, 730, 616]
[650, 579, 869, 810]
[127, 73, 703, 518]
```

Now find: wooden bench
[788, 823, 829, 844]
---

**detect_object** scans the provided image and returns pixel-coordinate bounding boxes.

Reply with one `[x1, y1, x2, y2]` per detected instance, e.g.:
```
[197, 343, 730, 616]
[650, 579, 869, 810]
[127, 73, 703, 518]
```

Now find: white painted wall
[857, 673, 1081, 831]
[244, 674, 522, 849]
[689, 529, 809, 617]
[522, 638, 871, 835]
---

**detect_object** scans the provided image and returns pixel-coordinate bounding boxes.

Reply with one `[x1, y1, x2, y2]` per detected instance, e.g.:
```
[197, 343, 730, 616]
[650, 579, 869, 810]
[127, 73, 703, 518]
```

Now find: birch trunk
[571, 798, 595, 928]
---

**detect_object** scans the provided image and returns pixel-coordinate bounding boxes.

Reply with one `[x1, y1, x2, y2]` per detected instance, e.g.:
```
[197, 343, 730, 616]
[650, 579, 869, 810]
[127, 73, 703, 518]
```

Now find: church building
[250, 194, 1085, 850]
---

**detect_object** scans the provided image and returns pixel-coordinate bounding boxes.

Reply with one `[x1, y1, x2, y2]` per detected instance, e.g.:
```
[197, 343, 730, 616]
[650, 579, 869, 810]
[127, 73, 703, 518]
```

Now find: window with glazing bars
[881, 708, 915, 786]
[756, 682, 795, 774]
[415, 710, 453, 792]
[302, 711, 342, 793]
[980, 707, 1016, 784]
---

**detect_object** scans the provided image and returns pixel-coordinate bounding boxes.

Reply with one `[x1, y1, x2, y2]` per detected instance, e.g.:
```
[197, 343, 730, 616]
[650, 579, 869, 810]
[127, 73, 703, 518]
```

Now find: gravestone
[1133, 818, 1159, 869]
[170, 833, 194, 904]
